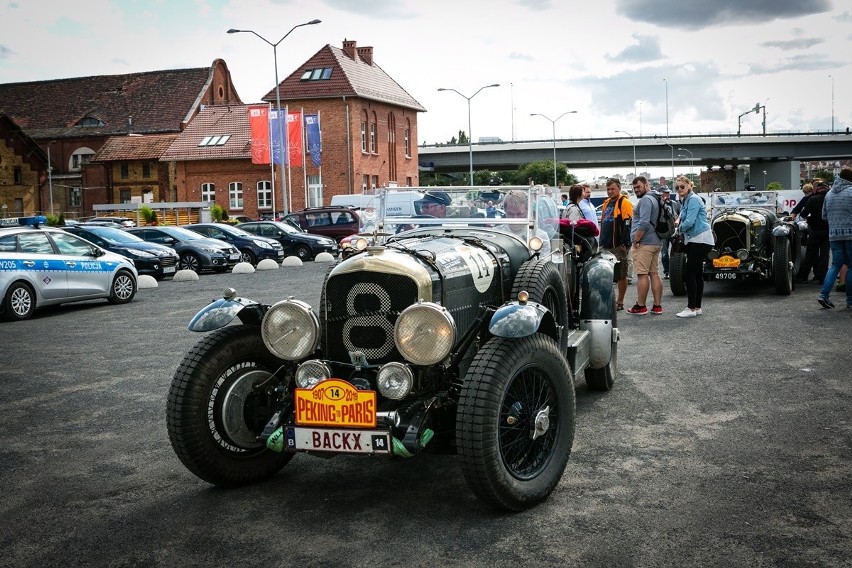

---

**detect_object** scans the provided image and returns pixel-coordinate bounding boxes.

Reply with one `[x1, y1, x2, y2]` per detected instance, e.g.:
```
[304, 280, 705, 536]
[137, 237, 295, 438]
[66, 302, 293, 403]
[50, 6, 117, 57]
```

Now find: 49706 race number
[294, 378, 376, 428]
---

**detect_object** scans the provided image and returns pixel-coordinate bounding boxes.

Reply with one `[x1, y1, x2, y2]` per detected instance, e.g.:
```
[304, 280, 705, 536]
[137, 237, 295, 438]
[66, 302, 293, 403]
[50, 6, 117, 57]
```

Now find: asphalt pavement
[1, 264, 849, 567]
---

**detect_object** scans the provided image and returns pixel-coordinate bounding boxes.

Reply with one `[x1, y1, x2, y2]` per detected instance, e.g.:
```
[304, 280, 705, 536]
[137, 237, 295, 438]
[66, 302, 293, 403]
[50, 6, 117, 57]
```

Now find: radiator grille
[714, 219, 749, 253]
[323, 272, 420, 364]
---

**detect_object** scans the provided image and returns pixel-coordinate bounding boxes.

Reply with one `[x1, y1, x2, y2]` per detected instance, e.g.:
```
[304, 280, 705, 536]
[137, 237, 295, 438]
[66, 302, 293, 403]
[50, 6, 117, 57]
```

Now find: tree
[508, 161, 578, 187]
[457, 130, 469, 145]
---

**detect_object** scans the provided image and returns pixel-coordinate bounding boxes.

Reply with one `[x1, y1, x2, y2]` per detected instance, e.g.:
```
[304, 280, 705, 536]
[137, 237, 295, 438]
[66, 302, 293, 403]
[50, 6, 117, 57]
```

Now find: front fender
[488, 301, 557, 340]
[579, 252, 617, 369]
[188, 296, 264, 331]
[772, 224, 792, 238]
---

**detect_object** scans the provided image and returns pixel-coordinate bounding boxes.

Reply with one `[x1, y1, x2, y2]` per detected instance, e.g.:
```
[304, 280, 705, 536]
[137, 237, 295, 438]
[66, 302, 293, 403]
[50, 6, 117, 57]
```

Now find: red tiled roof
[0, 65, 217, 139]
[160, 104, 251, 161]
[263, 41, 426, 112]
[91, 133, 180, 162]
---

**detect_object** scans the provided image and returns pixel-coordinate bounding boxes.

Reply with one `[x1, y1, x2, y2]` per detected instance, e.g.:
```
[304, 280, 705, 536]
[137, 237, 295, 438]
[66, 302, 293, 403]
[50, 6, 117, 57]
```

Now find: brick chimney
[342, 39, 357, 60]
[356, 46, 373, 65]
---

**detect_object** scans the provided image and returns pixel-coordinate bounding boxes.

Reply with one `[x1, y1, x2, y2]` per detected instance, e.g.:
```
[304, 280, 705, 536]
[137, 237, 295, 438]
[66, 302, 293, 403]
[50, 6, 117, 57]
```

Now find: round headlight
[295, 360, 331, 389]
[707, 248, 719, 260]
[261, 299, 320, 361]
[354, 237, 369, 251]
[736, 249, 749, 260]
[528, 235, 543, 251]
[394, 302, 456, 366]
[376, 362, 414, 400]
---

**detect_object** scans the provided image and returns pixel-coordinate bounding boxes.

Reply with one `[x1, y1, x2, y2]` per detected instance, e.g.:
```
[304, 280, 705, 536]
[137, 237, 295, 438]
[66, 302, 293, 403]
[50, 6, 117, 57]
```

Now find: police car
[0, 217, 138, 322]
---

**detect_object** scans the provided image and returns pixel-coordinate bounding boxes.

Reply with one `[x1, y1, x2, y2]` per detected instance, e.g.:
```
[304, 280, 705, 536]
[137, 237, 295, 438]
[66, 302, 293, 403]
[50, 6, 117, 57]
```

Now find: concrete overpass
[417, 132, 852, 189]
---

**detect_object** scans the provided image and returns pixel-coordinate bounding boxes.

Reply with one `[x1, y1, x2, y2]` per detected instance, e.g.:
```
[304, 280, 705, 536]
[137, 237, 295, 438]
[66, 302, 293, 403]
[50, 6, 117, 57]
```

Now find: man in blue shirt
[627, 176, 664, 315]
[579, 184, 600, 233]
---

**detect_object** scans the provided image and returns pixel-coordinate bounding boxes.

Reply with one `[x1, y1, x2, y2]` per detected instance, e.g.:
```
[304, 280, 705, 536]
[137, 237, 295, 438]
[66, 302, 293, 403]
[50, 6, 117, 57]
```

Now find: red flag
[287, 111, 303, 167]
[247, 105, 270, 165]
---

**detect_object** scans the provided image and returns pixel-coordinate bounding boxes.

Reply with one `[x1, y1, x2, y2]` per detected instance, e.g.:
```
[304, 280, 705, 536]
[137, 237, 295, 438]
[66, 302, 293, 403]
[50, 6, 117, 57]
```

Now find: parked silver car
[0, 217, 138, 321]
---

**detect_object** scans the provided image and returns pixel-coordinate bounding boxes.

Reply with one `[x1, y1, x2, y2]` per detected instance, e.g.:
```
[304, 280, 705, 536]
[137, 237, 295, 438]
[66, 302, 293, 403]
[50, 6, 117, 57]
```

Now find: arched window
[70, 147, 96, 171]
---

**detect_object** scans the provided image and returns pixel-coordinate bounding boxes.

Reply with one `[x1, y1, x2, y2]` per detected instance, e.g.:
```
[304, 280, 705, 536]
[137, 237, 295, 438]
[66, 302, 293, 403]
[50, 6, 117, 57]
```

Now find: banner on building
[305, 113, 321, 167]
[247, 105, 270, 165]
[270, 109, 288, 165]
[287, 111, 303, 167]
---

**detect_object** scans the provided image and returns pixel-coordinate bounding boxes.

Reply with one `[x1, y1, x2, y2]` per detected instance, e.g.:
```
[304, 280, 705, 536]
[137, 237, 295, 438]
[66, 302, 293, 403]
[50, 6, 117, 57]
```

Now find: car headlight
[253, 239, 272, 249]
[394, 302, 456, 366]
[736, 249, 749, 260]
[199, 246, 219, 253]
[295, 360, 331, 388]
[528, 235, 543, 251]
[707, 248, 719, 260]
[376, 362, 413, 400]
[124, 249, 155, 259]
[261, 299, 320, 361]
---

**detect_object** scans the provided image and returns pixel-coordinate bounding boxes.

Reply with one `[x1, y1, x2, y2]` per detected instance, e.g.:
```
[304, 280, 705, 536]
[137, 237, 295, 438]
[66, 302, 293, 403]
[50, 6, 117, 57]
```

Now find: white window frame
[201, 183, 215, 203]
[229, 182, 244, 210]
[257, 180, 272, 209]
[307, 175, 322, 208]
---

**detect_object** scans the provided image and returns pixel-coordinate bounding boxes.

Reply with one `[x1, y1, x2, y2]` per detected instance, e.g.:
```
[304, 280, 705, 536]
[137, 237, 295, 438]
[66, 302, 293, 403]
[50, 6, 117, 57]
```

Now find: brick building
[0, 59, 241, 218]
[0, 112, 46, 219]
[261, 39, 426, 211]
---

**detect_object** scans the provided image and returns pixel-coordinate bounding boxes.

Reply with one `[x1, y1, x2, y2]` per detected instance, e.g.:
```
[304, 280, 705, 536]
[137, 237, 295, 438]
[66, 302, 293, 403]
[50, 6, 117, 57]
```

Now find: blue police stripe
[0, 258, 120, 273]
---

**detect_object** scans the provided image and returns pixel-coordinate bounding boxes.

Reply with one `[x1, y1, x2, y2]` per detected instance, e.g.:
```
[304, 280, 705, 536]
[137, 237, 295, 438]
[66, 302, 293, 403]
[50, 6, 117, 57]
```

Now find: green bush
[210, 203, 225, 222]
[139, 205, 158, 225]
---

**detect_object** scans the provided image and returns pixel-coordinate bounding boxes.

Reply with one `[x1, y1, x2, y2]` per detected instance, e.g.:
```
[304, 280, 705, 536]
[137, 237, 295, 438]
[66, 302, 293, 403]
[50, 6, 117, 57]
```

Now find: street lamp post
[829, 74, 835, 133]
[664, 142, 675, 182]
[615, 130, 636, 177]
[763, 170, 767, 189]
[677, 147, 693, 178]
[47, 141, 56, 216]
[228, 19, 321, 215]
[662, 78, 669, 138]
[531, 111, 577, 186]
[437, 84, 500, 186]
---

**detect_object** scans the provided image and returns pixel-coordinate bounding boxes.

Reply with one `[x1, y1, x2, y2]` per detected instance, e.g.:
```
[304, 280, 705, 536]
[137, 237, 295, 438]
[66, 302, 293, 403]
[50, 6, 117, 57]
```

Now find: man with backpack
[660, 186, 682, 279]
[600, 178, 633, 311]
[627, 176, 664, 315]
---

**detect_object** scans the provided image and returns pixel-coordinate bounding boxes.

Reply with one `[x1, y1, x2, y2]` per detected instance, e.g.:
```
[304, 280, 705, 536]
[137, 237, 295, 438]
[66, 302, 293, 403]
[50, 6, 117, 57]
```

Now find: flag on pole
[270, 109, 288, 165]
[287, 110, 303, 167]
[305, 113, 321, 167]
[247, 105, 271, 165]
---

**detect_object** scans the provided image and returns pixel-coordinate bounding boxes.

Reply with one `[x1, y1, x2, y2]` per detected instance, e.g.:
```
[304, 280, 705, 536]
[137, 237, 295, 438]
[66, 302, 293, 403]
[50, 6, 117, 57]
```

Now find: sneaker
[627, 304, 648, 315]
[694, 308, 703, 315]
[818, 297, 835, 309]
[616, 303, 624, 311]
[663, 273, 670, 279]
[676, 308, 698, 318]
[651, 305, 663, 315]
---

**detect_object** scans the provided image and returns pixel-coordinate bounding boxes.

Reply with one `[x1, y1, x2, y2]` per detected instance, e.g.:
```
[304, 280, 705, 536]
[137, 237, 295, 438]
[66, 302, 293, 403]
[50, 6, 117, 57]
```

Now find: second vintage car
[670, 191, 805, 296]
[166, 186, 619, 512]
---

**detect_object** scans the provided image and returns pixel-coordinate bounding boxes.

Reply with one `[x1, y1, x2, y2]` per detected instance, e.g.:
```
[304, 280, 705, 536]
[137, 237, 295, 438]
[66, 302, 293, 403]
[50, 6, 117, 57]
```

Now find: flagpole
[285, 105, 292, 213]
[268, 103, 275, 219]
[301, 108, 309, 207]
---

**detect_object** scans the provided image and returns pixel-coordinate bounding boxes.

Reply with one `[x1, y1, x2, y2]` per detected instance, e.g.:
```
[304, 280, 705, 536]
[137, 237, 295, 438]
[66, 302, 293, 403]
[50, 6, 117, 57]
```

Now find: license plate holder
[285, 426, 391, 454]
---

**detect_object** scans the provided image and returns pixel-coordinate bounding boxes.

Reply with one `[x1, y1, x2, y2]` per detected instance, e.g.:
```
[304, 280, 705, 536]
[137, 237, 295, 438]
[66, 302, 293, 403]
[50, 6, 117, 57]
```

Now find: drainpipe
[343, 96, 352, 194]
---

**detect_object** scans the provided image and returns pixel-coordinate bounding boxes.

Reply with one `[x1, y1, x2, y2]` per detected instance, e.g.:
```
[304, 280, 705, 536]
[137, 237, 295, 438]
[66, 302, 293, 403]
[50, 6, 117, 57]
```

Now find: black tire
[457, 334, 576, 511]
[108, 269, 136, 304]
[294, 245, 312, 261]
[180, 253, 201, 273]
[510, 260, 568, 350]
[584, 296, 618, 391]
[166, 325, 294, 487]
[2, 281, 36, 321]
[240, 249, 257, 265]
[669, 251, 687, 296]
[773, 239, 793, 295]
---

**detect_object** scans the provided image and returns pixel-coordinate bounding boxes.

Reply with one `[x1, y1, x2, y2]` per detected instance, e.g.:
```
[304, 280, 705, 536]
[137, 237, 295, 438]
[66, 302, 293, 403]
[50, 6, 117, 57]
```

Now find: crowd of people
[562, 170, 852, 315]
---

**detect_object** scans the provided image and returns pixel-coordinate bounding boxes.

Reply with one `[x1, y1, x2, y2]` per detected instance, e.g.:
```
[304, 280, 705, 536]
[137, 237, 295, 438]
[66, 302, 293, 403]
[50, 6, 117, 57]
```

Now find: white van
[330, 190, 422, 217]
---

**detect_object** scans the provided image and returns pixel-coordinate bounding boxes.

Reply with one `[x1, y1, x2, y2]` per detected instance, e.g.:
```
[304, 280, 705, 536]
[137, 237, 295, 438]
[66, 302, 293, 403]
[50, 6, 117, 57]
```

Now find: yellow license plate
[295, 378, 377, 428]
[712, 256, 741, 268]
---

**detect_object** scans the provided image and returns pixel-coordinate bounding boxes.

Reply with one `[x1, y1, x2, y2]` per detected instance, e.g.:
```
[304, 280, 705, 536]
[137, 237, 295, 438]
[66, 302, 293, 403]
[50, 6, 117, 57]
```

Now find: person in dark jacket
[797, 180, 830, 284]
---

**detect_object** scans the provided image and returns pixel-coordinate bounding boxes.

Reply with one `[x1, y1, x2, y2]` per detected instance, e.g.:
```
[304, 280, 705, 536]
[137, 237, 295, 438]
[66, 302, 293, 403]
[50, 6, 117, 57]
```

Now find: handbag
[670, 233, 685, 254]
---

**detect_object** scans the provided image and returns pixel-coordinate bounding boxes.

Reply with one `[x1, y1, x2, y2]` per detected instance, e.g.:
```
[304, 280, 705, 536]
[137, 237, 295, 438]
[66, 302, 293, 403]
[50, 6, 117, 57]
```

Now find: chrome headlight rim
[393, 301, 456, 366]
[376, 362, 414, 400]
[295, 359, 331, 389]
[735, 248, 749, 260]
[261, 298, 320, 361]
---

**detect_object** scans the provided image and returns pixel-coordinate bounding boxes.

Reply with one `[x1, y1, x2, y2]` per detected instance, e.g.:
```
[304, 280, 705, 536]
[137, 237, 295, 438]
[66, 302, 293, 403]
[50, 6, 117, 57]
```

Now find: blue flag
[270, 110, 288, 165]
[305, 114, 321, 167]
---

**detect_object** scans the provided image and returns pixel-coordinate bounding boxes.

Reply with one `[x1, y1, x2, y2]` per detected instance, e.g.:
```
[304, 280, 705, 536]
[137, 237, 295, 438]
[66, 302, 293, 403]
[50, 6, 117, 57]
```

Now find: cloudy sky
[1, 0, 850, 173]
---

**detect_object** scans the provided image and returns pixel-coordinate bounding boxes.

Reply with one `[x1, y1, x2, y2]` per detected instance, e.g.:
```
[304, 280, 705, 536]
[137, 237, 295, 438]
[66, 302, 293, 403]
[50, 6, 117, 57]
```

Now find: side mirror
[91, 246, 105, 258]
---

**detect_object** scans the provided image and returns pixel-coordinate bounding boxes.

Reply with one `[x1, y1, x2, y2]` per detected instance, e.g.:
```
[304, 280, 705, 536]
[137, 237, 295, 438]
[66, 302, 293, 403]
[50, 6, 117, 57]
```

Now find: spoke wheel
[108, 270, 136, 304]
[180, 253, 201, 273]
[458, 334, 575, 511]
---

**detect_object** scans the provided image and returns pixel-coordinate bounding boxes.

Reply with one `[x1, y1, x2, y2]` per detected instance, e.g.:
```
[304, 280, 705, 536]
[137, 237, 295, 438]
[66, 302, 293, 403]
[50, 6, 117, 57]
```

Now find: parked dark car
[184, 223, 284, 265]
[166, 186, 619, 512]
[126, 226, 240, 273]
[284, 207, 360, 242]
[89, 216, 136, 227]
[63, 225, 180, 280]
[238, 221, 338, 260]
[670, 191, 804, 296]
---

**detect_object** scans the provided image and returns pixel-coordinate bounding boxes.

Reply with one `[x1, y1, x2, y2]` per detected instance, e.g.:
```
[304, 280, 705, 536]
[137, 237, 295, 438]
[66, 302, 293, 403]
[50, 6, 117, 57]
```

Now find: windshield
[160, 226, 206, 241]
[89, 227, 144, 244]
[359, 186, 559, 249]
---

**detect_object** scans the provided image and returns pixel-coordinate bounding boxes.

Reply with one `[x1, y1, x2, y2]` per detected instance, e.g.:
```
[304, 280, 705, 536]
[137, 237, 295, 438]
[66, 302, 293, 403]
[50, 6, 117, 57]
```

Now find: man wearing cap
[415, 191, 451, 217]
